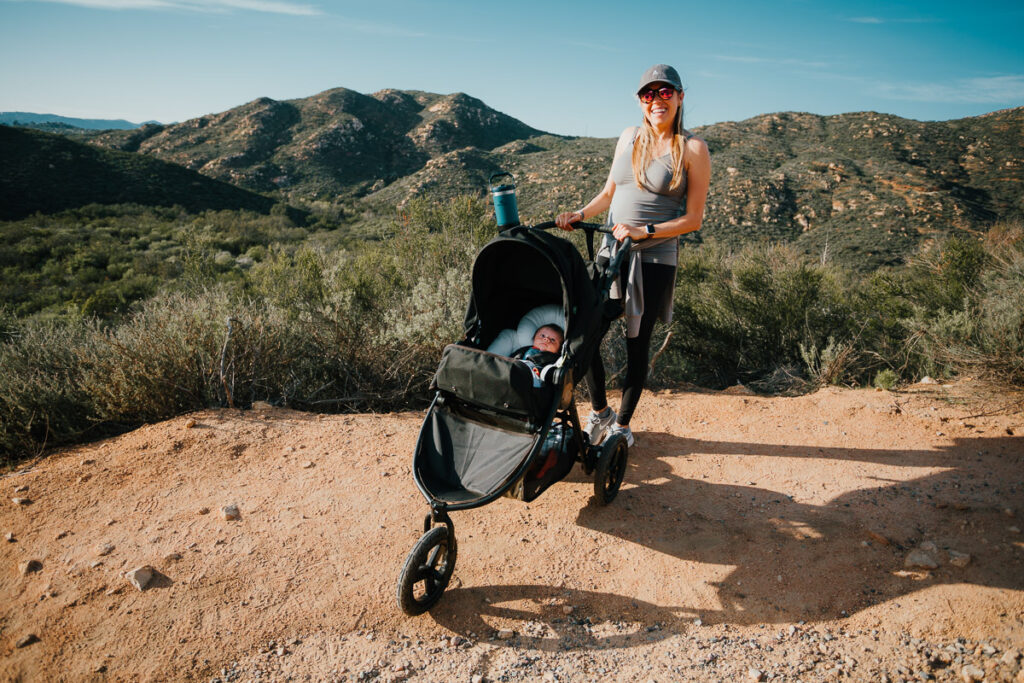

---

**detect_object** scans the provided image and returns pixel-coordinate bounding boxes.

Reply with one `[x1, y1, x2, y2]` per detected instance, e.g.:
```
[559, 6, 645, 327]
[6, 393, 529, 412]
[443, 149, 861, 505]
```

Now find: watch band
[645, 223, 656, 237]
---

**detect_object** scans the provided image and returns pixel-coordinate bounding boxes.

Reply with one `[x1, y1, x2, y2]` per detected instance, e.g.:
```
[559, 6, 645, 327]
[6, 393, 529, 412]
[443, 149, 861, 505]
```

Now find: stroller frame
[397, 222, 632, 616]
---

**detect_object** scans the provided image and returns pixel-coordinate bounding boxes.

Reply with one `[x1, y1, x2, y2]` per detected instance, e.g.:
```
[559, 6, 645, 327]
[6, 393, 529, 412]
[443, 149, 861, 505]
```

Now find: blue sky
[1, 0, 1022, 137]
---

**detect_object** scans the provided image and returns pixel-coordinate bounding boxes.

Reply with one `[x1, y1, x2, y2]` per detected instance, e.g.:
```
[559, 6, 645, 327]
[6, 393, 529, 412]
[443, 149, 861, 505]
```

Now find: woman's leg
[617, 262, 676, 426]
[585, 353, 608, 412]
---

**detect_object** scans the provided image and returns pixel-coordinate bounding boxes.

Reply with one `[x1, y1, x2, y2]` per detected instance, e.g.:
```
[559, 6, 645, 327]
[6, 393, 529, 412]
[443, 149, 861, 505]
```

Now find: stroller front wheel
[396, 525, 457, 615]
[593, 432, 629, 505]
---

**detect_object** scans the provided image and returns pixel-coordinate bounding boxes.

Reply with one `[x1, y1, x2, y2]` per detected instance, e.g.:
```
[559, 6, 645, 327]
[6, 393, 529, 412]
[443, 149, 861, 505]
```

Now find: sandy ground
[2, 380, 1023, 682]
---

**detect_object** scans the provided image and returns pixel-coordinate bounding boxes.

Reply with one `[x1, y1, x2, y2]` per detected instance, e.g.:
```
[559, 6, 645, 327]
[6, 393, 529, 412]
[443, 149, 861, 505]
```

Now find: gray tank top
[604, 131, 688, 265]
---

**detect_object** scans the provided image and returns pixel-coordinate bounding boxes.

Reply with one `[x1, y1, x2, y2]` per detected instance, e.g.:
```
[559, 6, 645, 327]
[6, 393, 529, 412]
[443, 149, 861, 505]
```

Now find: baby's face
[532, 326, 563, 353]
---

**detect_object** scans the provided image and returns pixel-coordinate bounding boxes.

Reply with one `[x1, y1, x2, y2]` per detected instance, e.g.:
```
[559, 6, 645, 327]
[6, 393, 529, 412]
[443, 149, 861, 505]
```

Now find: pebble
[497, 629, 514, 640]
[81, 458, 95, 465]
[14, 484, 28, 493]
[471, 676, 484, 683]
[164, 552, 183, 561]
[19, 559, 43, 575]
[748, 668, 765, 681]
[125, 565, 156, 591]
[15, 633, 39, 648]
[919, 541, 938, 553]
[94, 543, 115, 557]
[4, 532, 14, 542]
[198, 507, 210, 515]
[1002, 650, 1021, 666]
[562, 605, 574, 615]
[949, 550, 972, 568]
[1009, 526, 1021, 534]
[302, 461, 315, 469]
[905, 550, 939, 569]
[961, 664, 985, 682]
[919, 376, 938, 384]
[221, 504, 240, 521]
[11, 497, 32, 506]
[185, 418, 197, 429]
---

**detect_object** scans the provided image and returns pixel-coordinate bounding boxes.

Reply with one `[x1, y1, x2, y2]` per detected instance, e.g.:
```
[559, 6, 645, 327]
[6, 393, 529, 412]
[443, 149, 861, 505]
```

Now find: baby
[514, 324, 564, 387]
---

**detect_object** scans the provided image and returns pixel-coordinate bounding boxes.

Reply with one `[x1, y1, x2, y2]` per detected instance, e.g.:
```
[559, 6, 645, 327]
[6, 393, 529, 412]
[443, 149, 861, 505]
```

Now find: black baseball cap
[637, 64, 682, 94]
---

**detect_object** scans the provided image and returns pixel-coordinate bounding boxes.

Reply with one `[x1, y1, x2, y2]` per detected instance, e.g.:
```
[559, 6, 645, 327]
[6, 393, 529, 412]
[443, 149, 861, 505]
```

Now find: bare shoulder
[682, 130, 708, 154]
[612, 126, 638, 158]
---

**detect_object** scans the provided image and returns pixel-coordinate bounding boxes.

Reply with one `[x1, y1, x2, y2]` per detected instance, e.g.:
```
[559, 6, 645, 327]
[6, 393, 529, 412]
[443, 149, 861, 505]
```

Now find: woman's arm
[611, 135, 711, 242]
[556, 127, 635, 230]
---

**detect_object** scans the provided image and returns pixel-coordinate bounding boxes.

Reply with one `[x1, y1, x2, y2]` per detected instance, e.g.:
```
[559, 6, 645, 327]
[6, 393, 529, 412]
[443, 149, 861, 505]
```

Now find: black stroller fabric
[464, 226, 603, 381]
[416, 403, 538, 504]
[431, 344, 553, 422]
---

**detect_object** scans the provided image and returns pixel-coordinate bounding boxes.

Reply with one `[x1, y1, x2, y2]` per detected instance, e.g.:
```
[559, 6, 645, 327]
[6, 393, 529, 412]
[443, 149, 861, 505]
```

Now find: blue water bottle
[489, 172, 520, 229]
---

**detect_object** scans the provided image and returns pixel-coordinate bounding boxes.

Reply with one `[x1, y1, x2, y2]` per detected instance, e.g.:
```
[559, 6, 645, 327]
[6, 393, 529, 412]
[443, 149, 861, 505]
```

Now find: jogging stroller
[396, 221, 633, 615]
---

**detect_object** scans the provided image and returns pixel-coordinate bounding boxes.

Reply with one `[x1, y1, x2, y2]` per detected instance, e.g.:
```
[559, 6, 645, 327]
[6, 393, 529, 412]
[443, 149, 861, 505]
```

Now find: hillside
[87, 88, 543, 200]
[82, 89, 1024, 270]
[2, 383, 1022, 680]
[0, 127, 285, 220]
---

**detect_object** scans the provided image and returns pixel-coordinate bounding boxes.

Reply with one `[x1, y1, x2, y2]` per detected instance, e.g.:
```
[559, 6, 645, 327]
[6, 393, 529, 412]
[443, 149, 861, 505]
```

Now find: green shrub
[873, 368, 899, 390]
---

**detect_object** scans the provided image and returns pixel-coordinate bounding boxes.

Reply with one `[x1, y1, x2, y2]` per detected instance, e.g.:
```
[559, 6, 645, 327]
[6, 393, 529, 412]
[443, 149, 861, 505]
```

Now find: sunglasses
[638, 86, 676, 103]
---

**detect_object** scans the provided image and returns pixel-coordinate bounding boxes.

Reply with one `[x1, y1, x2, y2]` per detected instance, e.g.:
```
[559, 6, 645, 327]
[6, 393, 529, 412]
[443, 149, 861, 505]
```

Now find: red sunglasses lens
[640, 87, 674, 103]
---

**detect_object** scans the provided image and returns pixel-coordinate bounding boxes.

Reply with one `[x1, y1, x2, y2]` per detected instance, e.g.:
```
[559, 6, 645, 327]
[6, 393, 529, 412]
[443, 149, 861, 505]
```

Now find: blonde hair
[632, 98, 686, 192]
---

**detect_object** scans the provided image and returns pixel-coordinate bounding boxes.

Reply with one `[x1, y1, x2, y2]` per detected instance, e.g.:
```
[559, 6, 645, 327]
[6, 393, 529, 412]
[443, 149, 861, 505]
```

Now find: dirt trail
[2, 382, 1023, 682]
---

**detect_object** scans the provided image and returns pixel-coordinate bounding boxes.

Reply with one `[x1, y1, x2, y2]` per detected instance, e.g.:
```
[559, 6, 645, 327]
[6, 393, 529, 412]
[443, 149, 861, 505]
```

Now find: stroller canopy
[465, 227, 602, 377]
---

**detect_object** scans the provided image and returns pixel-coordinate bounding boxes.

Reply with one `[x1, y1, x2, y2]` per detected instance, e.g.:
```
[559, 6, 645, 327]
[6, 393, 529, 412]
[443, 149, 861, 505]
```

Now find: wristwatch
[645, 223, 656, 238]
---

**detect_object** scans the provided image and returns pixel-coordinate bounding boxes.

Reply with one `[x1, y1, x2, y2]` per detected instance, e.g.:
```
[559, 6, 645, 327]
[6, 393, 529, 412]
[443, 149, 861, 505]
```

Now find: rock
[1009, 526, 1021, 534]
[184, 418, 197, 428]
[562, 605, 574, 615]
[919, 541, 938, 553]
[77, 475, 91, 484]
[919, 376, 938, 384]
[693, 618, 703, 626]
[748, 668, 766, 681]
[905, 550, 939, 569]
[949, 550, 972, 568]
[198, 507, 210, 515]
[1002, 650, 1021, 666]
[19, 559, 42, 575]
[125, 565, 156, 591]
[14, 484, 28, 493]
[471, 675, 484, 683]
[497, 629, 514, 640]
[4, 532, 14, 542]
[80, 458, 95, 465]
[11, 497, 31, 506]
[302, 461, 315, 469]
[253, 401, 273, 411]
[164, 552, 183, 562]
[961, 664, 985, 682]
[94, 543, 115, 557]
[221, 504, 240, 521]
[15, 633, 39, 648]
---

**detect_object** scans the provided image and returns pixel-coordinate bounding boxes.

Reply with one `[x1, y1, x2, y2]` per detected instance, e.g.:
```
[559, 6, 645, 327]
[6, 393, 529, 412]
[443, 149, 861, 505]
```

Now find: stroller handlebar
[531, 220, 608, 234]
[526, 220, 633, 252]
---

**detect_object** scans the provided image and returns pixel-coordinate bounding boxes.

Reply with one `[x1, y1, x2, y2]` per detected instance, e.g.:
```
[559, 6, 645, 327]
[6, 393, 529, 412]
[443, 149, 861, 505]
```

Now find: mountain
[86, 88, 543, 200]
[55, 88, 1024, 270]
[0, 112, 155, 130]
[0, 126, 286, 220]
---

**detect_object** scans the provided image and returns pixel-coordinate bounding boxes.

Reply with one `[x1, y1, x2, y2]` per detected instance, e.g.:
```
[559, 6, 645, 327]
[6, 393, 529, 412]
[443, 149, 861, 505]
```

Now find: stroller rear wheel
[593, 432, 629, 505]
[396, 525, 457, 615]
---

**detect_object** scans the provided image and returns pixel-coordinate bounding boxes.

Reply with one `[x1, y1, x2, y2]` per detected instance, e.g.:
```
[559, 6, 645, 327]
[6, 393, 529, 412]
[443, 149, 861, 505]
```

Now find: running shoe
[607, 423, 635, 447]
[583, 407, 617, 446]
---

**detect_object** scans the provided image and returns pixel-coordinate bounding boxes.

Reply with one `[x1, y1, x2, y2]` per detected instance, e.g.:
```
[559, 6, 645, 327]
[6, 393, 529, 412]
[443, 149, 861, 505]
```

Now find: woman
[555, 63, 711, 447]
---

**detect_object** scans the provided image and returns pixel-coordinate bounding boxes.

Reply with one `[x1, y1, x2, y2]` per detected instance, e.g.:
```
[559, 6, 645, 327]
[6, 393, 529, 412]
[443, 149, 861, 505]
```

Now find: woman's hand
[555, 210, 583, 231]
[612, 223, 647, 242]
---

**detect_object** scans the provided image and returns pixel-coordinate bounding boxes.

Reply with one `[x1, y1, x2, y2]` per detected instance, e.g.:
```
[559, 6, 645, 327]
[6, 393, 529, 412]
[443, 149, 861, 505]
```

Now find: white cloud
[876, 75, 1024, 103]
[845, 15, 939, 24]
[27, 0, 322, 15]
[714, 55, 829, 69]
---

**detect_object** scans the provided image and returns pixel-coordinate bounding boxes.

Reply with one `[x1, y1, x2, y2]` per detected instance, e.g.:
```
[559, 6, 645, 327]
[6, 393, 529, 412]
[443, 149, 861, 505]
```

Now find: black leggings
[586, 260, 676, 426]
